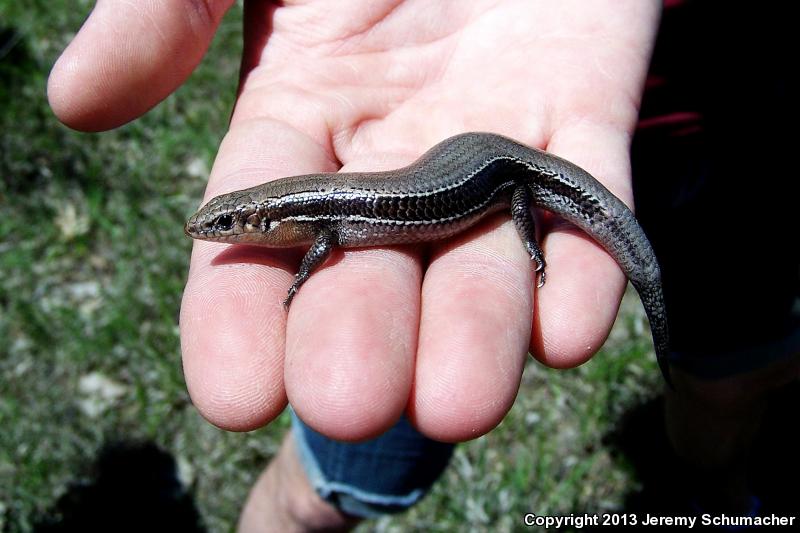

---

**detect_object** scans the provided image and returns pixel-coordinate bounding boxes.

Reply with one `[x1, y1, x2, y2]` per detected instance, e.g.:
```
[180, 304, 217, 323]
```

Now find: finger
[532, 125, 633, 368]
[181, 120, 336, 431]
[411, 215, 534, 442]
[284, 152, 423, 442]
[48, 0, 235, 131]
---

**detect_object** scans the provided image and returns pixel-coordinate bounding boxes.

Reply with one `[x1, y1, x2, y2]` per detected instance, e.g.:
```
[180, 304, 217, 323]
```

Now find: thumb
[48, 0, 235, 131]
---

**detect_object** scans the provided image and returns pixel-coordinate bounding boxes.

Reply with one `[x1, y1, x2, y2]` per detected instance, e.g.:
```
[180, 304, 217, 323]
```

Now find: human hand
[49, 0, 660, 442]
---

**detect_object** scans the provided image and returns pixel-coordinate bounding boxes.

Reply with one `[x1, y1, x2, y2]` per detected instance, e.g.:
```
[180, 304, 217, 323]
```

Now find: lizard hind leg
[511, 185, 546, 287]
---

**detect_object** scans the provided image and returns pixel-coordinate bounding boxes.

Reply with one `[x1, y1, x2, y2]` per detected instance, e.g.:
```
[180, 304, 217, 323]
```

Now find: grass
[0, 3, 661, 531]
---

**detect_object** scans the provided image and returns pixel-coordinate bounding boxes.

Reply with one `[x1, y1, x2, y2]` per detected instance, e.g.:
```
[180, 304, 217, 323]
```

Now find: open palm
[49, 0, 660, 442]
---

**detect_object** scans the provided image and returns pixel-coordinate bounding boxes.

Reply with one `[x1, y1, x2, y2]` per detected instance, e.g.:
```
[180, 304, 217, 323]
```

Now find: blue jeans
[291, 411, 454, 518]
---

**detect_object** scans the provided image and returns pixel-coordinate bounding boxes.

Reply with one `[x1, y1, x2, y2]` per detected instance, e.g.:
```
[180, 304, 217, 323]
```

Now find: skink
[185, 132, 670, 382]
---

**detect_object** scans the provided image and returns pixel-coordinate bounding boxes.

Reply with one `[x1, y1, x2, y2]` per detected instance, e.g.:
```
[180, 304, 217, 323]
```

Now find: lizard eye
[214, 214, 234, 231]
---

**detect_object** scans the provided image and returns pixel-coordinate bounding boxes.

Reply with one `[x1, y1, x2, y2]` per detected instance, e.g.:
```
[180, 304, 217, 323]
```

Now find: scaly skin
[186, 132, 670, 383]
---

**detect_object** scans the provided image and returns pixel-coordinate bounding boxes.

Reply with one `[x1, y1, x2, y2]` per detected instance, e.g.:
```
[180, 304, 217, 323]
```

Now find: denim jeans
[291, 411, 454, 517]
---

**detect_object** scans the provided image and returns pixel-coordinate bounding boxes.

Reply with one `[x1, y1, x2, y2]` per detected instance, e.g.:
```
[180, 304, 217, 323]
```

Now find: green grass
[0, 3, 661, 531]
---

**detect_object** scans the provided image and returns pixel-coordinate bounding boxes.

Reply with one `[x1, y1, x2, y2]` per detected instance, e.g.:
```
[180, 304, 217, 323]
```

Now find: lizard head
[184, 191, 266, 242]
[185, 188, 316, 247]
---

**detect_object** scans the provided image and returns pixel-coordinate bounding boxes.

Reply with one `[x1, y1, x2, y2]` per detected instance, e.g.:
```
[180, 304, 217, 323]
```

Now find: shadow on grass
[33, 442, 205, 533]
[596, 382, 799, 529]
